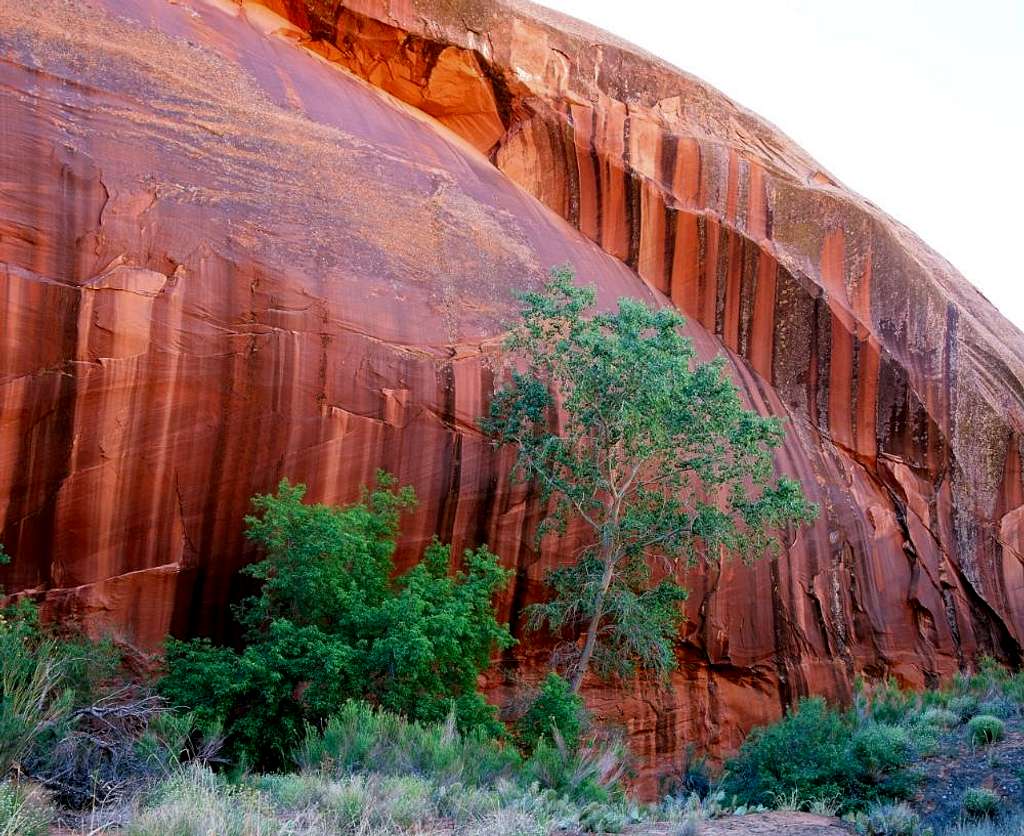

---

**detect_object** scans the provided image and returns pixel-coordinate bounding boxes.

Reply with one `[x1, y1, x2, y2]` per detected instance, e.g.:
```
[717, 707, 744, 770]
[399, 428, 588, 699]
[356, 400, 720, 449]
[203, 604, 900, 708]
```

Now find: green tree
[483, 269, 817, 691]
[160, 475, 515, 768]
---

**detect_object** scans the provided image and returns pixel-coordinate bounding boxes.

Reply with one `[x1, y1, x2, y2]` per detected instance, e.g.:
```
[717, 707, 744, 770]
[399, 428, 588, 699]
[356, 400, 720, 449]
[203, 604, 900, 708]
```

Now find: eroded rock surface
[2, 0, 1024, 792]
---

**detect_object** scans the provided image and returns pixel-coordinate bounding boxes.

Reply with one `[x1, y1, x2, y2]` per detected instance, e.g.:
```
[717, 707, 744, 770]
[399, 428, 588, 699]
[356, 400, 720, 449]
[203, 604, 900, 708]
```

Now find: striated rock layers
[3, 0, 1024, 789]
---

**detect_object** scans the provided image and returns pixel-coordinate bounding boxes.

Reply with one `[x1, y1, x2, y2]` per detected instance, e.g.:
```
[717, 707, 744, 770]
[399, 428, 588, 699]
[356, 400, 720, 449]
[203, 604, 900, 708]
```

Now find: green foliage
[721, 697, 916, 814]
[483, 269, 817, 690]
[160, 476, 514, 768]
[514, 673, 586, 753]
[962, 787, 1000, 818]
[966, 715, 1005, 746]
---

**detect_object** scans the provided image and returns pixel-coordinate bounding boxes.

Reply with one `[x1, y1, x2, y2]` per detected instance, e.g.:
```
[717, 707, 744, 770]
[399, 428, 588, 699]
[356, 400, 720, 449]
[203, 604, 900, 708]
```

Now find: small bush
[949, 695, 979, 722]
[918, 707, 958, 729]
[852, 723, 914, 779]
[662, 744, 711, 801]
[867, 680, 920, 726]
[976, 696, 1016, 719]
[525, 728, 628, 806]
[962, 786, 1000, 818]
[967, 715, 1005, 746]
[855, 801, 923, 835]
[514, 673, 586, 753]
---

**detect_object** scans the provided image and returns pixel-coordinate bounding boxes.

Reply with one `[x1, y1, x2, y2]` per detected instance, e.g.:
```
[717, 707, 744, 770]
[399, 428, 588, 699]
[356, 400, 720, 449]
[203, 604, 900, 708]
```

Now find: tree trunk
[570, 556, 615, 693]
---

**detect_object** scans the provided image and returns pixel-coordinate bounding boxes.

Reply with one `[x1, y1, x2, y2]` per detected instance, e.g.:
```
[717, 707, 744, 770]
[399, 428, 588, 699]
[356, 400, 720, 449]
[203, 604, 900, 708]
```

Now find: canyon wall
[2, 0, 1024, 789]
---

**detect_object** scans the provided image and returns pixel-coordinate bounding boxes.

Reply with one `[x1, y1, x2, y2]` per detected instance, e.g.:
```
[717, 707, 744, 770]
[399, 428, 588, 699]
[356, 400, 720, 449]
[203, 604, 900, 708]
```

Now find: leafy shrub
[722, 697, 917, 813]
[967, 715, 1005, 746]
[722, 698, 852, 809]
[0, 781, 51, 836]
[855, 801, 923, 835]
[962, 787, 1000, 818]
[514, 673, 586, 753]
[851, 723, 916, 798]
[160, 476, 514, 768]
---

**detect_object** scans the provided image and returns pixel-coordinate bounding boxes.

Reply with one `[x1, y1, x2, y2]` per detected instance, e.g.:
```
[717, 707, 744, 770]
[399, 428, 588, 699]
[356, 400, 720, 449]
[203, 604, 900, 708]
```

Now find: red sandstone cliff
[2, 0, 1024, 788]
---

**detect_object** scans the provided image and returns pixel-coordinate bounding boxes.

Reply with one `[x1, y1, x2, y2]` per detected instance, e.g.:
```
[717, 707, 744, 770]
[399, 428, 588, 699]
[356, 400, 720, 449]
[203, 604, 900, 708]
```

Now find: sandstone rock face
[2, 0, 1024, 791]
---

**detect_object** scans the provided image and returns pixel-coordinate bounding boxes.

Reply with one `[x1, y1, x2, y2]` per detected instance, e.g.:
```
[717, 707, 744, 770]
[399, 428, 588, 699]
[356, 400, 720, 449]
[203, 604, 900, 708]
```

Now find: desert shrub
[662, 744, 712, 801]
[855, 801, 923, 835]
[851, 722, 916, 797]
[962, 787, 1000, 818]
[26, 693, 218, 810]
[918, 707, 958, 729]
[294, 701, 520, 789]
[976, 696, 1016, 719]
[672, 816, 703, 836]
[0, 781, 51, 836]
[525, 728, 628, 806]
[514, 673, 587, 753]
[867, 680, 920, 726]
[967, 715, 1005, 746]
[722, 697, 918, 813]
[126, 765, 282, 836]
[160, 476, 514, 769]
[949, 694, 980, 722]
[943, 810, 1024, 835]
[135, 748, 635, 836]
[0, 609, 76, 776]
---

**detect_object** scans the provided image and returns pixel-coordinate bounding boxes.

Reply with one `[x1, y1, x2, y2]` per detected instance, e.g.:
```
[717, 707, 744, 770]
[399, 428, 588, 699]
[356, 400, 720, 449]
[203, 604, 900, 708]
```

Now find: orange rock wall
[2, 0, 1024, 791]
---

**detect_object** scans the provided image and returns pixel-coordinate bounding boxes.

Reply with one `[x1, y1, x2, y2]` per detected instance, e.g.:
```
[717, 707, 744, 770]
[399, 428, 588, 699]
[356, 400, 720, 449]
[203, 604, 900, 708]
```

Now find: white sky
[539, 0, 1024, 329]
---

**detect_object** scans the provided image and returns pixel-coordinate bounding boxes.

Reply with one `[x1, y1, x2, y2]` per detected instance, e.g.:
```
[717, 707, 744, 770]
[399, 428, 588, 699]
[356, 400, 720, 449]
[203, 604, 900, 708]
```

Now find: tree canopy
[483, 268, 817, 690]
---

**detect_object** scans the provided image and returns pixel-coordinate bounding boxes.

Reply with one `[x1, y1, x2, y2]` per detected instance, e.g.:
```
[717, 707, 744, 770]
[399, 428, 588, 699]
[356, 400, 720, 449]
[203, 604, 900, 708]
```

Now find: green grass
[128, 702, 640, 835]
[0, 781, 51, 836]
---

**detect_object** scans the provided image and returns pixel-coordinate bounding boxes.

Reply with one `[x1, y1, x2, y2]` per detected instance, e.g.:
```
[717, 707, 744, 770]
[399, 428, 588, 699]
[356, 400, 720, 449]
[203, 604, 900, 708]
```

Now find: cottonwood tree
[483, 269, 817, 692]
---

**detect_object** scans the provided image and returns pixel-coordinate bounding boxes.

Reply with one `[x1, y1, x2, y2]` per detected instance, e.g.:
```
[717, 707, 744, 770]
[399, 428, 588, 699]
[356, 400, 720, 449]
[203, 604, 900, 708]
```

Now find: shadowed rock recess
[2, 0, 1024, 789]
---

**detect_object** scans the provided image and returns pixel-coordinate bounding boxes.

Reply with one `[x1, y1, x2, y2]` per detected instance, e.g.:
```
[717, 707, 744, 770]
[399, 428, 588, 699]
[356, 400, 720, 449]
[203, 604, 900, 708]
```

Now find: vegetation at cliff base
[160, 475, 514, 769]
[6, 274, 1022, 834]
